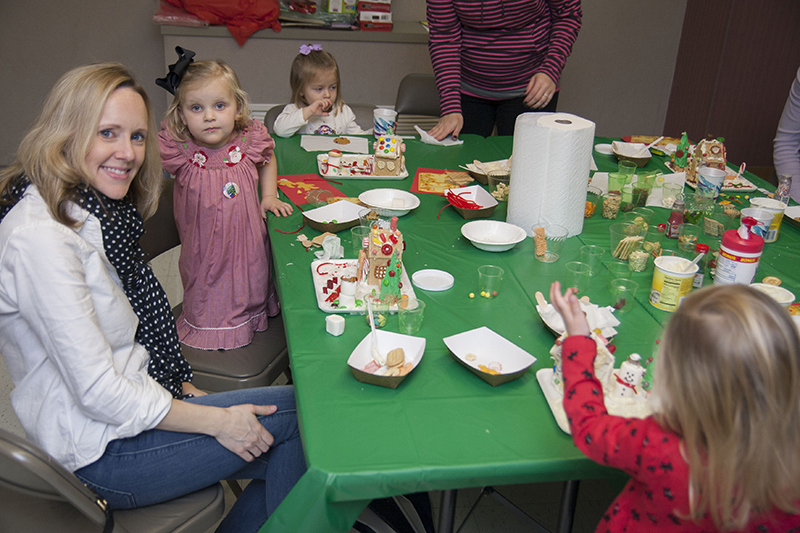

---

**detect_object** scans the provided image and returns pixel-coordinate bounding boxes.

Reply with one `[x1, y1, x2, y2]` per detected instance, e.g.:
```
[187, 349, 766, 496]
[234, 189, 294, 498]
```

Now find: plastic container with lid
[776, 174, 792, 206]
[692, 243, 710, 288]
[713, 216, 764, 285]
[665, 197, 685, 239]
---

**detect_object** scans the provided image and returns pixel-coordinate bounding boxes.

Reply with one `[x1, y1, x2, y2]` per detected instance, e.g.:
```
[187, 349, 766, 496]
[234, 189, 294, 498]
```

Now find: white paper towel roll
[507, 112, 595, 237]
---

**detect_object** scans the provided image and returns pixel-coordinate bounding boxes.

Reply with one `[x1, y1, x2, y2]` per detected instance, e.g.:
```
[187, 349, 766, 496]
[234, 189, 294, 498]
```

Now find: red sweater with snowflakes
[562, 335, 800, 532]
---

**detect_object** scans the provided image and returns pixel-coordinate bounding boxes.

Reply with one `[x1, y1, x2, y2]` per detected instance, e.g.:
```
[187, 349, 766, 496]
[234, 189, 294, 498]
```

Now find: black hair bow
[156, 46, 196, 95]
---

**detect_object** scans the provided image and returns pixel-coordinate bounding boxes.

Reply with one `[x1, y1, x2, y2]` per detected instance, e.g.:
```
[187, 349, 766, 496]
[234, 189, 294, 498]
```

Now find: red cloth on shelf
[163, 0, 281, 45]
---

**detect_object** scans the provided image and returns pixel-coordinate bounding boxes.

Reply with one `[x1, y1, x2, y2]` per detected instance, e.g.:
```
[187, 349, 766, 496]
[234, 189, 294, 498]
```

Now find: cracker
[533, 226, 547, 256]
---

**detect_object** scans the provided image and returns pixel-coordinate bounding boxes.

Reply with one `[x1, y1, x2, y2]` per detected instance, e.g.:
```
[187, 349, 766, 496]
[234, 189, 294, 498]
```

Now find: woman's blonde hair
[162, 60, 251, 142]
[289, 49, 343, 111]
[654, 284, 800, 529]
[0, 63, 162, 224]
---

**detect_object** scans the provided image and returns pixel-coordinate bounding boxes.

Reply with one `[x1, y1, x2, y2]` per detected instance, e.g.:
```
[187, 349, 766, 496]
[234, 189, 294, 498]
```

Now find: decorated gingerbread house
[357, 217, 405, 304]
[687, 135, 726, 185]
[372, 135, 405, 177]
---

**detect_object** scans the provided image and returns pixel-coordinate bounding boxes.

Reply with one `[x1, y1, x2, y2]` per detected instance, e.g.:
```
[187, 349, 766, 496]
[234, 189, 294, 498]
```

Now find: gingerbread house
[687, 135, 726, 185]
[372, 135, 405, 176]
[357, 218, 404, 304]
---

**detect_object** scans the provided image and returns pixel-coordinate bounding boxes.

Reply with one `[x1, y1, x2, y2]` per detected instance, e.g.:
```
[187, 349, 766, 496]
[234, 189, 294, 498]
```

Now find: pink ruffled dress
[158, 120, 280, 350]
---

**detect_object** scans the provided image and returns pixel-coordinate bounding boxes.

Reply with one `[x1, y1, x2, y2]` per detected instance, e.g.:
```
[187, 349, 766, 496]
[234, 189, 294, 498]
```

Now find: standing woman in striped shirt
[427, 0, 583, 140]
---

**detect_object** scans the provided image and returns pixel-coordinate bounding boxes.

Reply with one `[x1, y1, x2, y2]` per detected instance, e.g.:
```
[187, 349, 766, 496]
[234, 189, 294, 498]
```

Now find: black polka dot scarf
[1, 177, 192, 399]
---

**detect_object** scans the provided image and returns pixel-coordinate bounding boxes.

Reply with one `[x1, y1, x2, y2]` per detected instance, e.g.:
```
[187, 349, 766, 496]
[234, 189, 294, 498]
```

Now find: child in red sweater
[550, 281, 800, 532]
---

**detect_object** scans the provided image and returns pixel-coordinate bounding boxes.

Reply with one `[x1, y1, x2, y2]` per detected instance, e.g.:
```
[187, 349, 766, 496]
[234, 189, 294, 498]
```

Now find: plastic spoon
[366, 300, 385, 366]
[683, 253, 704, 272]
[641, 136, 664, 156]
[473, 160, 490, 175]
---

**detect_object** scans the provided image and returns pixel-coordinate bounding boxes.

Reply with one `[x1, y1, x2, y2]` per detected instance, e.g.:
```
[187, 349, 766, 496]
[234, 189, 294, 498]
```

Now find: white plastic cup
[373, 108, 397, 138]
[739, 207, 774, 239]
[749, 197, 787, 243]
[697, 166, 726, 199]
[650, 256, 698, 312]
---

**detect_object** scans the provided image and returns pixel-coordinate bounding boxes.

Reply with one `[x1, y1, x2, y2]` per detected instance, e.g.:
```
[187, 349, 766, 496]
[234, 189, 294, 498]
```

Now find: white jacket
[272, 103, 369, 138]
[0, 186, 172, 471]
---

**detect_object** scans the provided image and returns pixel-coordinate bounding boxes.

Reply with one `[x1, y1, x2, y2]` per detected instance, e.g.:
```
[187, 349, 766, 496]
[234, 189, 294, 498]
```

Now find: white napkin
[645, 172, 686, 208]
[536, 300, 620, 339]
[414, 125, 464, 146]
[314, 235, 344, 260]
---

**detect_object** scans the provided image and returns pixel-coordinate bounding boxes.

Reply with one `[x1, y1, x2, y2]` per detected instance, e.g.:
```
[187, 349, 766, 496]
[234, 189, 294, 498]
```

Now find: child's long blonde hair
[289, 49, 343, 112]
[654, 284, 800, 529]
[162, 60, 251, 142]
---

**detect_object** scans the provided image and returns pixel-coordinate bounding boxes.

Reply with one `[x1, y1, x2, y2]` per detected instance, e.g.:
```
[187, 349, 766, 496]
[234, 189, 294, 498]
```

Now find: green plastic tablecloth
[260, 134, 800, 532]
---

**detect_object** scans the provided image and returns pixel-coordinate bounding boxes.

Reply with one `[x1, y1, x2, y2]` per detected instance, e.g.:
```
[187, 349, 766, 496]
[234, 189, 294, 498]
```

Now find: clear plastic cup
[398, 298, 425, 335]
[580, 245, 605, 276]
[610, 278, 639, 313]
[565, 261, 591, 294]
[534, 223, 569, 263]
[478, 265, 504, 299]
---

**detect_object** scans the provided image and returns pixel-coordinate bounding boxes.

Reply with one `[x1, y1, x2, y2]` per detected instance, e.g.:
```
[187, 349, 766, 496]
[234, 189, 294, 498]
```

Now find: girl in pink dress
[158, 58, 292, 350]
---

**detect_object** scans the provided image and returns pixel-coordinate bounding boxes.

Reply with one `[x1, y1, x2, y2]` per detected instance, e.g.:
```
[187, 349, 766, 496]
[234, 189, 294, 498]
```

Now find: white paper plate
[594, 143, 613, 155]
[460, 220, 527, 252]
[536, 368, 654, 434]
[411, 269, 455, 291]
[358, 188, 420, 217]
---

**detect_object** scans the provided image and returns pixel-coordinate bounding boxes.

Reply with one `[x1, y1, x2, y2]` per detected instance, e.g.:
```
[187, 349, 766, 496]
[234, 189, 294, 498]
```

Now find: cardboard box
[359, 10, 392, 30]
[357, 0, 391, 13]
[359, 11, 392, 23]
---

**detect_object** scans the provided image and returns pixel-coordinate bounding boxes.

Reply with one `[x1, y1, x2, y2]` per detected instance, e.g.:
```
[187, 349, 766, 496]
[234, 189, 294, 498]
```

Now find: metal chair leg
[454, 482, 580, 533]
[556, 480, 580, 533]
[226, 479, 243, 497]
[438, 489, 457, 533]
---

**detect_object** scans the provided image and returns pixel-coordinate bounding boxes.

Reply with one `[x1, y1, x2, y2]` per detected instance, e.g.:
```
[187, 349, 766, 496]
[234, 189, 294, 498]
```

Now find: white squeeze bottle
[713, 216, 764, 285]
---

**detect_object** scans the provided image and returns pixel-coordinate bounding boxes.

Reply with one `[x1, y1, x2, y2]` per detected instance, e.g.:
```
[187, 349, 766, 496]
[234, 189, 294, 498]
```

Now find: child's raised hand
[303, 99, 332, 120]
[549, 281, 591, 337]
[260, 195, 294, 219]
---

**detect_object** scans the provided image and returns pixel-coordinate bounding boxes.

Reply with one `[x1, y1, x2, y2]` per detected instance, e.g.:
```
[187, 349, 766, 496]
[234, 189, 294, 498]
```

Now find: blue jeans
[75, 386, 305, 533]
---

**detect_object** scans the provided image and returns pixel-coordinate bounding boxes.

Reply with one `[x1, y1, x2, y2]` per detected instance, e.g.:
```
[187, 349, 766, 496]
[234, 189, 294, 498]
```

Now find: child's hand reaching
[302, 99, 332, 121]
[261, 195, 294, 219]
[549, 281, 591, 337]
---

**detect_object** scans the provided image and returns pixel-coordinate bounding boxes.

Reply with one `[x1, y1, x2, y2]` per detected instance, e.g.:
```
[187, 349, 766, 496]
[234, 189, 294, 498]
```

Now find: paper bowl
[444, 185, 498, 219]
[347, 330, 425, 389]
[443, 326, 536, 386]
[465, 159, 509, 185]
[358, 188, 420, 217]
[303, 200, 364, 233]
[750, 283, 796, 310]
[612, 141, 652, 167]
[461, 220, 526, 252]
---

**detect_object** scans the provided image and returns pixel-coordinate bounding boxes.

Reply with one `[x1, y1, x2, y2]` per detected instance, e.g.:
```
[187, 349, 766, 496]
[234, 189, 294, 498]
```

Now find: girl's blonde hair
[162, 60, 251, 141]
[0, 63, 162, 224]
[654, 284, 800, 529]
[289, 49, 343, 111]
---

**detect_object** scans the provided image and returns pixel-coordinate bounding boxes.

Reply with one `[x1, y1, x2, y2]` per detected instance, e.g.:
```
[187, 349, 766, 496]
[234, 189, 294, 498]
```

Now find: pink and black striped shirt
[427, 0, 582, 115]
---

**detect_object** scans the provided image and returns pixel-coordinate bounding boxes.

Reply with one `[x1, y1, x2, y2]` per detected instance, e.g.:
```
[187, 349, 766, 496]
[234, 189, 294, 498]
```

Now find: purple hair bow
[299, 44, 322, 55]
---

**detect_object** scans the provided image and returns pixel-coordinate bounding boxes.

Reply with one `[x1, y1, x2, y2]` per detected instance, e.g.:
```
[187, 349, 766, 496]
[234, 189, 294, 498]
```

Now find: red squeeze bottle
[666, 197, 684, 239]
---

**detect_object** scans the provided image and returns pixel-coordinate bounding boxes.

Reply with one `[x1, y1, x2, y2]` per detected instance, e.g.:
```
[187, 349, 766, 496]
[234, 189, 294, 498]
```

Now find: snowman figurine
[612, 353, 646, 398]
